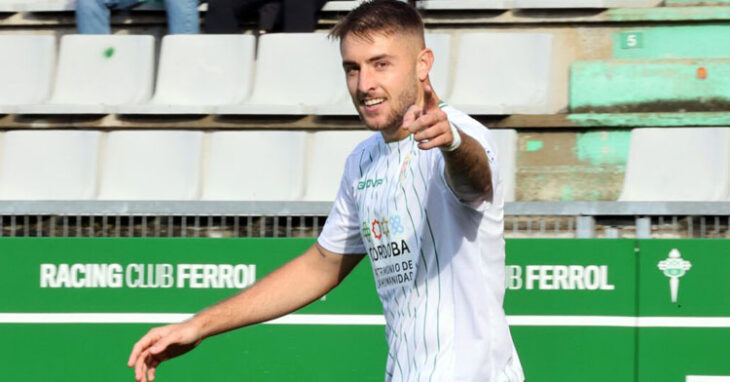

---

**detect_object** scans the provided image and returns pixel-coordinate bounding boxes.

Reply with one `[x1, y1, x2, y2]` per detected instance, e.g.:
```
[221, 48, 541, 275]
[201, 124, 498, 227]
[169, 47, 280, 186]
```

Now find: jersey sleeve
[437, 107, 501, 211]
[317, 160, 367, 255]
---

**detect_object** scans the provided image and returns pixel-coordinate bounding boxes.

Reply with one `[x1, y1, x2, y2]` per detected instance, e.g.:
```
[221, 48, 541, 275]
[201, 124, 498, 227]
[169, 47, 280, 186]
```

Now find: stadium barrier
[0, 238, 727, 381]
[0, 201, 726, 239]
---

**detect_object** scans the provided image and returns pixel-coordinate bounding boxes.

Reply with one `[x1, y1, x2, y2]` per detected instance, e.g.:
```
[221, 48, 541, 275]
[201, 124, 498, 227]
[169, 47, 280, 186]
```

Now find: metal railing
[0, 201, 727, 239]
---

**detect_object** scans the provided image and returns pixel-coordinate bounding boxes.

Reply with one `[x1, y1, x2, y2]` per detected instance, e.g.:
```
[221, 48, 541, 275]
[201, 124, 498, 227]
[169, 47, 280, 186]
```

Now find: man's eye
[376, 62, 388, 69]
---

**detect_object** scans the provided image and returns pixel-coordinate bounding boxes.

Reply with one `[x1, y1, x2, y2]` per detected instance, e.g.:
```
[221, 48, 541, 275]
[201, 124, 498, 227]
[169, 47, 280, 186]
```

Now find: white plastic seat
[303, 130, 375, 201]
[16, 35, 154, 115]
[513, 0, 661, 8]
[0, 130, 101, 200]
[418, 0, 512, 10]
[98, 131, 203, 200]
[16, 0, 74, 11]
[117, 35, 256, 115]
[619, 128, 730, 201]
[315, 33, 453, 116]
[321, 1, 365, 11]
[489, 129, 517, 202]
[0, 35, 56, 114]
[217, 33, 343, 115]
[202, 131, 307, 201]
[449, 32, 565, 115]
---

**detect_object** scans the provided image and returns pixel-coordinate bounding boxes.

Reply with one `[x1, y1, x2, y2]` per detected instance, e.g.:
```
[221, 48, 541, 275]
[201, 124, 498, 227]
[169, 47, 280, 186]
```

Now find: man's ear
[417, 48, 434, 82]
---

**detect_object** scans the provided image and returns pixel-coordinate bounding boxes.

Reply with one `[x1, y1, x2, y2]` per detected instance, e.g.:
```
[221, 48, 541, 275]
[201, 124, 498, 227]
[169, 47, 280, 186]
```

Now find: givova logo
[358, 178, 384, 190]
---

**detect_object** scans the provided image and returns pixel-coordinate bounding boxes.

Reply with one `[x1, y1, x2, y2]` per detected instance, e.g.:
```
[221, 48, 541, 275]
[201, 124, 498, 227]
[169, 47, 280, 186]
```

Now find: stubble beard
[361, 78, 419, 134]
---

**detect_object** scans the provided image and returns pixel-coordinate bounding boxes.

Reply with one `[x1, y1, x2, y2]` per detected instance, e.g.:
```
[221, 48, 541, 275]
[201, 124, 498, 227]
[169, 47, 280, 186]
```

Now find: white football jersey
[318, 104, 524, 382]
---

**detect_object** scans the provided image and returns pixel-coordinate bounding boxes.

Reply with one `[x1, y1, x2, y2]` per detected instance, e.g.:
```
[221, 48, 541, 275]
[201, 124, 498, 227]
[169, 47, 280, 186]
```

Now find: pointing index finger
[422, 85, 438, 113]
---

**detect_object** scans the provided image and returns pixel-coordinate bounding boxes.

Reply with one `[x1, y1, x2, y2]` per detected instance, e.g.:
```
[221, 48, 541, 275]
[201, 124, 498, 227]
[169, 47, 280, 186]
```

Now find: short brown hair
[329, 0, 424, 42]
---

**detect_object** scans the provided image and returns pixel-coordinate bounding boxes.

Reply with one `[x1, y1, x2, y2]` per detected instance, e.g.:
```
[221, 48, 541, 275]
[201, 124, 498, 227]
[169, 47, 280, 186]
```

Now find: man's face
[340, 32, 422, 134]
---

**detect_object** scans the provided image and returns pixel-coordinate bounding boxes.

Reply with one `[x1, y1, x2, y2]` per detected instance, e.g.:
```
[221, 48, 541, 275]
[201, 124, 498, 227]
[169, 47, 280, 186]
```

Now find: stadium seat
[425, 33, 453, 102]
[315, 33, 453, 116]
[418, 0, 512, 10]
[513, 0, 661, 8]
[217, 33, 343, 115]
[613, 26, 730, 60]
[321, 0, 366, 11]
[16, 35, 154, 115]
[15, 0, 74, 11]
[0, 35, 56, 114]
[117, 35, 256, 115]
[489, 129, 517, 202]
[302, 130, 376, 201]
[98, 131, 203, 200]
[202, 131, 307, 201]
[619, 127, 730, 201]
[0, 130, 101, 200]
[570, 59, 730, 113]
[449, 32, 567, 115]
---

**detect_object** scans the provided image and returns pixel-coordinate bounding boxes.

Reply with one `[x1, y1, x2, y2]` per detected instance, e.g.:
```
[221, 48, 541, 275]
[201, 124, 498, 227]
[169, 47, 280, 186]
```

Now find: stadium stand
[0, 35, 55, 114]
[0, 0, 726, 238]
[0, 130, 100, 200]
[619, 127, 730, 202]
[449, 33, 569, 115]
[303, 130, 375, 201]
[116, 34, 256, 115]
[98, 131, 204, 200]
[202, 131, 308, 201]
[15, 35, 155, 115]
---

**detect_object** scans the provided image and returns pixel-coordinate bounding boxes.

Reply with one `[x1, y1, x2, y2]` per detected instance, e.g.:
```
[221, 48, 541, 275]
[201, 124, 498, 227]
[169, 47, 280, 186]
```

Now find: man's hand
[127, 322, 202, 382]
[402, 85, 458, 151]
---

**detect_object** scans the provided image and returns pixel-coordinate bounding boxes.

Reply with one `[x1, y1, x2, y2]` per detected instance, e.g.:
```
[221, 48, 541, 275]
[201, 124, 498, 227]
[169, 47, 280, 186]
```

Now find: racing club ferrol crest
[657, 248, 692, 303]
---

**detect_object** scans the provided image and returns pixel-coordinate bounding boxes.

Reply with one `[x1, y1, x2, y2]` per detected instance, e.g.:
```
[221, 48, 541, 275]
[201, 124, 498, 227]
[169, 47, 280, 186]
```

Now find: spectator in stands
[76, 0, 200, 34]
[205, 0, 328, 34]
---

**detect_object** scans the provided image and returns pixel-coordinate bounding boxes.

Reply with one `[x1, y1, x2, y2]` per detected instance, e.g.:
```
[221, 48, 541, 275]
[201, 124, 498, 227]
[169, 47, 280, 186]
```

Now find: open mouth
[363, 98, 385, 107]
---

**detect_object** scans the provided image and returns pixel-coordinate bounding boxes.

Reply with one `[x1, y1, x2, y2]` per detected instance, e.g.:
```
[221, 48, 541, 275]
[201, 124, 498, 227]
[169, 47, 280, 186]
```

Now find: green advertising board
[0, 238, 728, 382]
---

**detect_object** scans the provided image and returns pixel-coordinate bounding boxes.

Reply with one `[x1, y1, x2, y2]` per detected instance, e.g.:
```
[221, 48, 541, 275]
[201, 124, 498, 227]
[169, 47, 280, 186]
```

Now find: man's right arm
[127, 243, 365, 381]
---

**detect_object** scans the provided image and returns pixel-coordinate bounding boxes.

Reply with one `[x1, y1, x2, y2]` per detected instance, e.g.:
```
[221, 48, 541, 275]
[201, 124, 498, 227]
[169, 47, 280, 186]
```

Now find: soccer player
[127, 0, 524, 380]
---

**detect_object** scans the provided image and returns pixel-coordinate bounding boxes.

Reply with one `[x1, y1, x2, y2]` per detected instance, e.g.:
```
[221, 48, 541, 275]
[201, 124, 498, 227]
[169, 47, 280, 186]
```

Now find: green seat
[570, 59, 730, 112]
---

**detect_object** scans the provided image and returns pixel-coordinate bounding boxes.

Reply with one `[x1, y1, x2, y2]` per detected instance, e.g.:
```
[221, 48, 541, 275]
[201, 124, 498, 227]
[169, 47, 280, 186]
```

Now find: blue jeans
[76, 0, 200, 34]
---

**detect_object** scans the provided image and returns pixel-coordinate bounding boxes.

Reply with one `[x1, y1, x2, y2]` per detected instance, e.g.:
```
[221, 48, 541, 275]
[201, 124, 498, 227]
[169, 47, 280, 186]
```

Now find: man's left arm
[403, 86, 492, 203]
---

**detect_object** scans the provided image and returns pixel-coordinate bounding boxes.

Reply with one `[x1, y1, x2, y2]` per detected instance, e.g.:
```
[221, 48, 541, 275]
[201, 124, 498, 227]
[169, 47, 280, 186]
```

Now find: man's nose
[357, 67, 376, 94]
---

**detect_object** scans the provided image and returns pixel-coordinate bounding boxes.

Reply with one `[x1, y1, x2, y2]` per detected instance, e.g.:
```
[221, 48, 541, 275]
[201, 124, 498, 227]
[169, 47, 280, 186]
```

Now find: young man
[127, 1, 524, 381]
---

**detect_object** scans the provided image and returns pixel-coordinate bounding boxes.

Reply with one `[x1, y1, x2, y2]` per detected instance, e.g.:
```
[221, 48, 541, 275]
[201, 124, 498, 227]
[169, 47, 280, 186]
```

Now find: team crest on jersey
[399, 154, 412, 183]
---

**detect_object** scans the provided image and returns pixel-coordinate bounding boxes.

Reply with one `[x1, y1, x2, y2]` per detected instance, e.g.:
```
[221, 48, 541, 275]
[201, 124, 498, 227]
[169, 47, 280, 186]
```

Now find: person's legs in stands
[205, 0, 271, 34]
[281, 0, 328, 32]
[164, 0, 200, 34]
[76, 0, 144, 34]
[76, 0, 112, 34]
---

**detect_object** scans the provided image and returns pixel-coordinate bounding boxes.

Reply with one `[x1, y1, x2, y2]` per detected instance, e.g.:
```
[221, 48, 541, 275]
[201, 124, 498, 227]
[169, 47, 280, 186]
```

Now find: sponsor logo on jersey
[357, 178, 384, 190]
[362, 215, 405, 240]
[658, 248, 691, 303]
